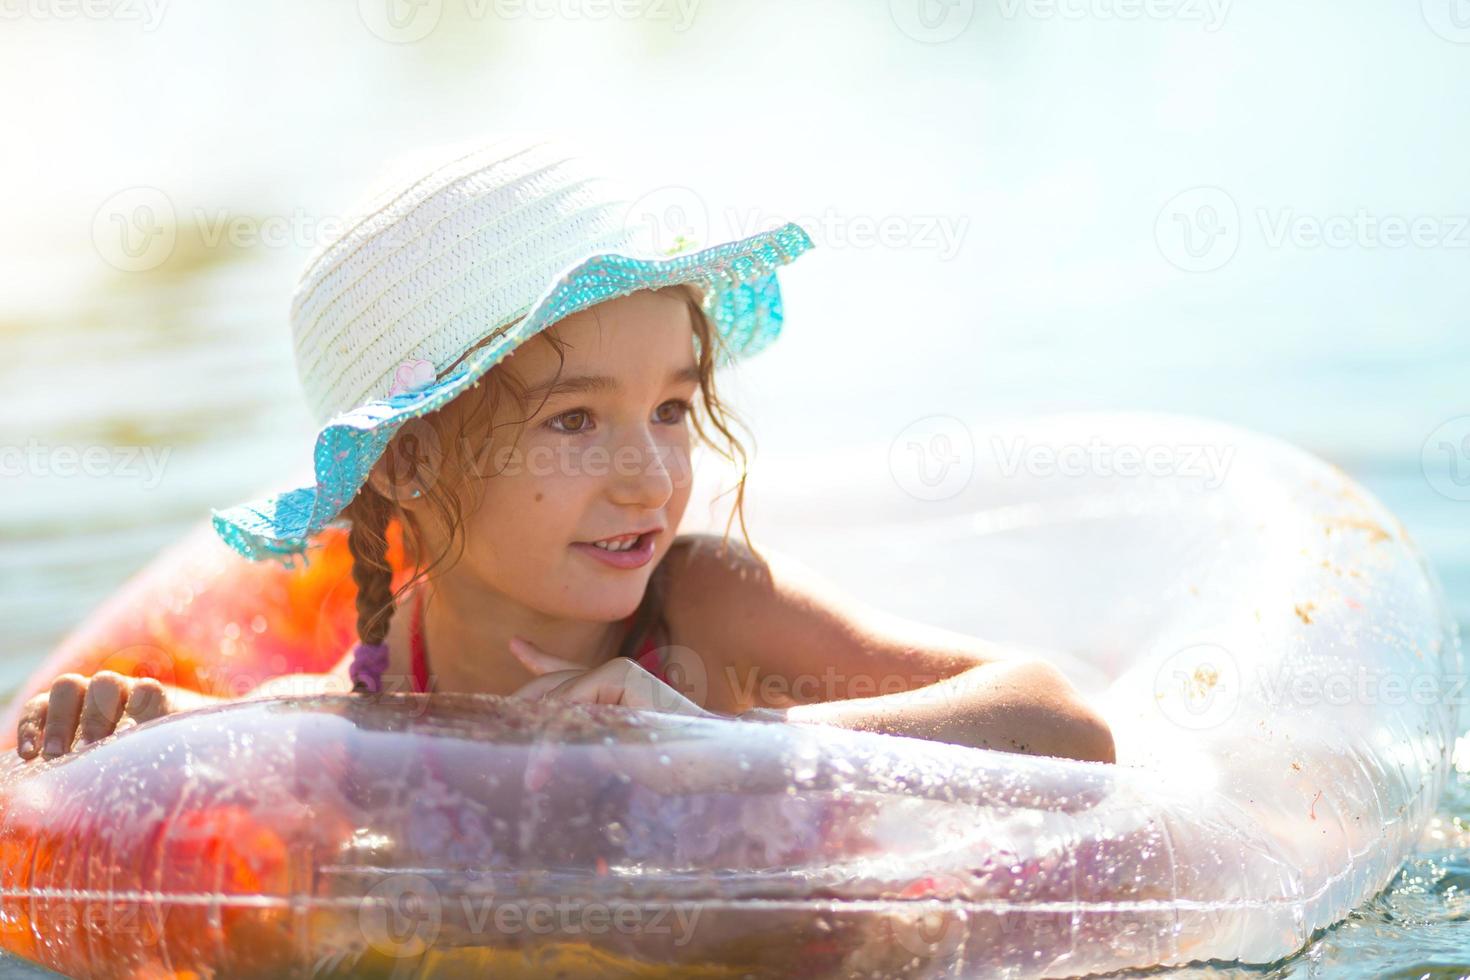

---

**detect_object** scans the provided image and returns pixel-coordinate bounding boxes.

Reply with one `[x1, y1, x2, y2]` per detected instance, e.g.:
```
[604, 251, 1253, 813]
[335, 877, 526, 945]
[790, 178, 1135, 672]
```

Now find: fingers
[77, 671, 131, 745]
[18, 673, 176, 763]
[508, 669, 583, 701]
[544, 660, 706, 716]
[41, 674, 87, 760]
[541, 662, 637, 706]
[15, 693, 48, 760]
[122, 679, 169, 728]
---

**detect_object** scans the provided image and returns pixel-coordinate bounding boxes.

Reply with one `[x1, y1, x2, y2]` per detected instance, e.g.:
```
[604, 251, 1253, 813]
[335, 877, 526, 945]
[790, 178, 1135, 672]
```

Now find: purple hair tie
[349, 642, 390, 693]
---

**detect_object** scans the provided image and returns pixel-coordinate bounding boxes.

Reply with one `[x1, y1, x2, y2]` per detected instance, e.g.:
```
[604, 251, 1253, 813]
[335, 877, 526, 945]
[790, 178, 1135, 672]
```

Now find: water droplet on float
[658, 754, 671, 766]
[605, 822, 629, 846]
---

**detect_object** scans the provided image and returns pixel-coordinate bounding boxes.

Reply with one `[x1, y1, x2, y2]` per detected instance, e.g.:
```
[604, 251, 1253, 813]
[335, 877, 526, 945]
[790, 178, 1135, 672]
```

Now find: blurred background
[2, 1, 1468, 975]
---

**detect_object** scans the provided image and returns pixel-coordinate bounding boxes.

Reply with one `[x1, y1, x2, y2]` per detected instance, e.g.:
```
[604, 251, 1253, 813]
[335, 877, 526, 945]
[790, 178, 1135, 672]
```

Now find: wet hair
[340, 283, 759, 672]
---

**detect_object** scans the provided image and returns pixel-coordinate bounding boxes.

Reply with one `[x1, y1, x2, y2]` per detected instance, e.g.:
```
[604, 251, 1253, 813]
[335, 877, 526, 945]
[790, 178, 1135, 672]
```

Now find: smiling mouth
[581, 530, 657, 553]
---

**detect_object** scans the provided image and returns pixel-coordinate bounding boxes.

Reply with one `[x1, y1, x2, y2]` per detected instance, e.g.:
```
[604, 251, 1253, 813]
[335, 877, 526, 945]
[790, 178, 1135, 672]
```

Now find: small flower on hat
[662, 234, 699, 256]
[388, 358, 436, 397]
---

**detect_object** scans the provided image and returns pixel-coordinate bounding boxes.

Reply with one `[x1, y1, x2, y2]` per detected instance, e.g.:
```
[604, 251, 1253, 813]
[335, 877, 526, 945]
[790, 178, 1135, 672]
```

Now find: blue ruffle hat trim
[212, 221, 814, 565]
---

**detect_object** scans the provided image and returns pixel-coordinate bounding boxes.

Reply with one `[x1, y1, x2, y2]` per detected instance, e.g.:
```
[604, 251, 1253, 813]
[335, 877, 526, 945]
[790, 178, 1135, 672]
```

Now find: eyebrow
[527, 365, 701, 399]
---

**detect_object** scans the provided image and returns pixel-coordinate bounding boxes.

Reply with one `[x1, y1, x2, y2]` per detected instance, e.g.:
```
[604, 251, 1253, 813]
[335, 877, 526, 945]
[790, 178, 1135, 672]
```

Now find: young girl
[17, 134, 1115, 765]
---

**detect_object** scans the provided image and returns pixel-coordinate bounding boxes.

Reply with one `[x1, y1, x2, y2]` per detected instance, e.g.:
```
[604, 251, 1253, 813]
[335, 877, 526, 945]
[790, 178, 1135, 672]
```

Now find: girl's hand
[509, 637, 737, 797]
[15, 671, 178, 761]
[507, 637, 711, 718]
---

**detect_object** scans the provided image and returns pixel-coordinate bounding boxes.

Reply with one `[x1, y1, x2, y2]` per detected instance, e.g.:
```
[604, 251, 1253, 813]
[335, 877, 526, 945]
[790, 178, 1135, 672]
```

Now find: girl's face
[419, 287, 700, 623]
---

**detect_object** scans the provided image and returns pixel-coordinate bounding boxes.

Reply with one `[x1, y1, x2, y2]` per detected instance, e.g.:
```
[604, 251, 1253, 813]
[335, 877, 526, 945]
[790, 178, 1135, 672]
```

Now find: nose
[604, 425, 690, 507]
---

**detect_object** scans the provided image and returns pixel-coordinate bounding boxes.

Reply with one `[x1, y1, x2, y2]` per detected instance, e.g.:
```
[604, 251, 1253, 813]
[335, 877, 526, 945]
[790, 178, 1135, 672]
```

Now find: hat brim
[212, 221, 814, 564]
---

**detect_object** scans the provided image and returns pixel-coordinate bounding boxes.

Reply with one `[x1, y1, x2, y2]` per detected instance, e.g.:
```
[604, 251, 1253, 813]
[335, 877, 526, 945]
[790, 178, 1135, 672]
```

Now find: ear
[364, 421, 442, 509]
[364, 457, 424, 508]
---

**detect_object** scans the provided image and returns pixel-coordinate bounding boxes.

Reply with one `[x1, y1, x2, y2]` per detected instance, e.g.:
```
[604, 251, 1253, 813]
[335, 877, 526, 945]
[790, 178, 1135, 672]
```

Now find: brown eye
[548, 409, 591, 434]
[656, 400, 692, 425]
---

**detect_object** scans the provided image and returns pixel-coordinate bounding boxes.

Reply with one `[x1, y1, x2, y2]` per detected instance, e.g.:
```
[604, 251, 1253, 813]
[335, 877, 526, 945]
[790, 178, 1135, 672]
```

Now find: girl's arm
[661, 535, 1116, 764]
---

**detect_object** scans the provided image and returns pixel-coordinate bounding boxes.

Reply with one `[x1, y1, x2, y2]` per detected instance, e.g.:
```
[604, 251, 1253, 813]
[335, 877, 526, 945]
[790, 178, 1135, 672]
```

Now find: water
[2, 1, 1468, 975]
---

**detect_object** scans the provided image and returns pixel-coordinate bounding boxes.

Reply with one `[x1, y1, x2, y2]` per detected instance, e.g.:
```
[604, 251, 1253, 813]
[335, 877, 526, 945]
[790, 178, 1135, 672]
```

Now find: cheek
[465, 459, 588, 555]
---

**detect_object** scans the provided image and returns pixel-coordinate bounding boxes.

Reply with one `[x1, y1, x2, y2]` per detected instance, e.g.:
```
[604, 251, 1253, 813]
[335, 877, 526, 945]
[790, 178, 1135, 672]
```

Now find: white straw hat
[212, 132, 814, 563]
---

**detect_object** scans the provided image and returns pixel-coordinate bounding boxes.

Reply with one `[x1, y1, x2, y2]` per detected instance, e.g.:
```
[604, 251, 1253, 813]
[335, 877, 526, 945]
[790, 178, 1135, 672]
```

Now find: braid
[345, 488, 396, 691]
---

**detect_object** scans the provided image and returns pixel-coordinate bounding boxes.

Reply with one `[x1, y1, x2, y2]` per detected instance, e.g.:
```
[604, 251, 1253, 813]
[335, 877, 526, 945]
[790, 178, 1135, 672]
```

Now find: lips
[571, 529, 660, 569]
[580, 527, 664, 546]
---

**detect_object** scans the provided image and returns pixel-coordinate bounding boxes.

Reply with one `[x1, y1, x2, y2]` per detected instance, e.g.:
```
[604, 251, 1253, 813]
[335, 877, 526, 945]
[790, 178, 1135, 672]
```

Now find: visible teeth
[593, 534, 640, 552]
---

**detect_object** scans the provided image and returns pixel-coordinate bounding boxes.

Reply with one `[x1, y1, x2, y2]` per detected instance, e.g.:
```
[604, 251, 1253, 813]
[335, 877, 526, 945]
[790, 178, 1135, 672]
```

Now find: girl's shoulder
[660, 533, 824, 711]
[658, 533, 975, 714]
